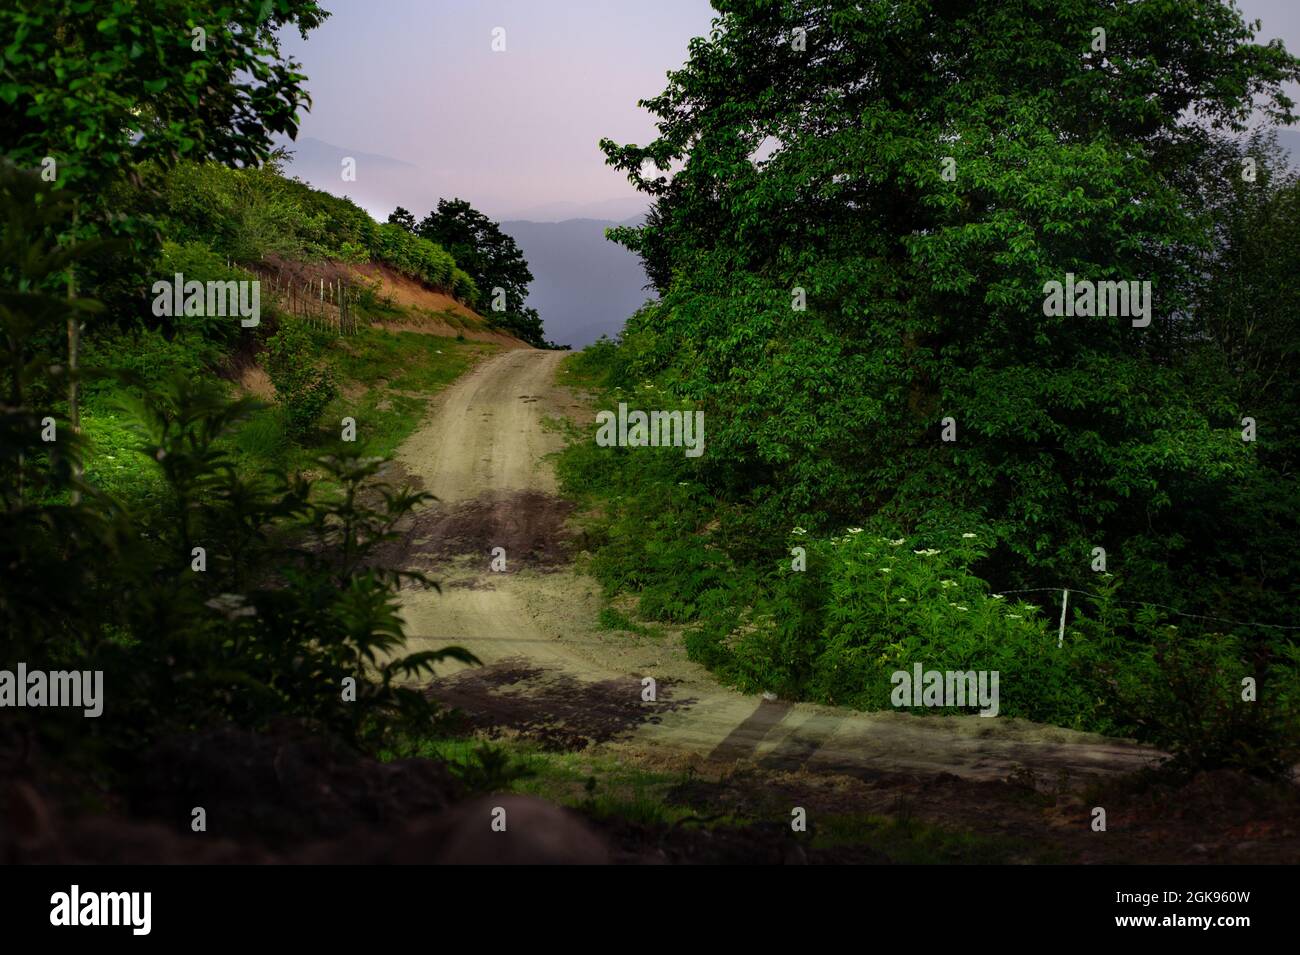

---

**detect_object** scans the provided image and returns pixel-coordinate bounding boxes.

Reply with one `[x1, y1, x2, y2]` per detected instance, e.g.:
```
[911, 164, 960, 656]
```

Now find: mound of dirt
[123, 722, 464, 850]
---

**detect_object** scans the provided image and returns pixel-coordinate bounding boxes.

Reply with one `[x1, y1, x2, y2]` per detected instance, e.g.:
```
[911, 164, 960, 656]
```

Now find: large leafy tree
[1, 0, 328, 190]
[601, 0, 1300, 613]
[416, 198, 545, 346]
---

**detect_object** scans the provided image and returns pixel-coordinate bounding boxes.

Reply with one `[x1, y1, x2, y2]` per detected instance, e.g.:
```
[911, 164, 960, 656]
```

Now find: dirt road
[396, 349, 1160, 787]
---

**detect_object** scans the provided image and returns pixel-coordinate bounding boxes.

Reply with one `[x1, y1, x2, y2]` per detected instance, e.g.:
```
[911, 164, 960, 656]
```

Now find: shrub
[371, 223, 469, 299]
[263, 321, 338, 439]
[83, 326, 221, 398]
[163, 161, 306, 262]
[1087, 614, 1300, 780]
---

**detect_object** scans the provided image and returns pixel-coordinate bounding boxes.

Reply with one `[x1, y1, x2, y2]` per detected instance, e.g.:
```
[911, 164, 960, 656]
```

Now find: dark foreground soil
[4, 719, 1296, 865]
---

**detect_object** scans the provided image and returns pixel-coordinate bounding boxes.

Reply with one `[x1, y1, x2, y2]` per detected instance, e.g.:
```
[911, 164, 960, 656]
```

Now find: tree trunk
[67, 201, 81, 504]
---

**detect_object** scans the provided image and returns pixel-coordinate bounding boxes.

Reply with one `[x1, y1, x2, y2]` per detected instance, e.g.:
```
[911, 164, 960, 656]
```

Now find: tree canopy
[600, 0, 1300, 617]
[416, 198, 544, 346]
[2, 0, 329, 195]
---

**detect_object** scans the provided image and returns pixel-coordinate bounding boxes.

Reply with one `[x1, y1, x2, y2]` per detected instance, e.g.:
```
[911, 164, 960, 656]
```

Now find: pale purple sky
[278, 0, 715, 220]
[278, 1, 1300, 222]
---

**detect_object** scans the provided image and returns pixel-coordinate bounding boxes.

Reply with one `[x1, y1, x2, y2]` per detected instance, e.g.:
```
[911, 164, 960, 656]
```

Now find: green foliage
[372, 222, 459, 290]
[263, 320, 338, 439]
[0, 1, 328, 195]
[566, 334, 627, 389]
[160, 159, 379, 265]
[80, 405, 170, 510]
[1095, 620, 1300, 780]
[710, 526, 1103, 727]
[0, 165, 111, 661]
[151, 239, 262, 344]
[415, 198, 544, 345]
[446, 743, 537, 793]
[597, 0, 1300, 617]
[100, 374, 479, 749]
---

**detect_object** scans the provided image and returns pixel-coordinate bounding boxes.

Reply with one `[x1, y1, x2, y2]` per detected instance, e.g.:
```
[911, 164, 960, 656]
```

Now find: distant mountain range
[500, 217, 654, 348]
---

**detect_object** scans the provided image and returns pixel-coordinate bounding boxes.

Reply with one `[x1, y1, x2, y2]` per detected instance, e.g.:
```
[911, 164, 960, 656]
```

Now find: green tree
[416, 198, 544, 345]
[1, 0, 328, 190]
[599, 0, 1300, 613]
[388, 206, 417, 232]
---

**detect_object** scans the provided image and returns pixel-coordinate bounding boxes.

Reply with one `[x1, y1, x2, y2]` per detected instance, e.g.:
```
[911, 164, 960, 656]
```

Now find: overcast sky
[278, 0, 1300, 221]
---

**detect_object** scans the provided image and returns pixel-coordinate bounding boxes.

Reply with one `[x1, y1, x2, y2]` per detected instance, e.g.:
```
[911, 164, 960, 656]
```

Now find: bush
[163, 161, 306, 262]
[371, 223, 474, 302]
[263, 321, 338, 439]
[83, 326, 221, 399]
[154, 240, 259, 344]
[160, 160, 381, 265]
[683, 524, 1103, 727]
[1088, 615, 1300, 780]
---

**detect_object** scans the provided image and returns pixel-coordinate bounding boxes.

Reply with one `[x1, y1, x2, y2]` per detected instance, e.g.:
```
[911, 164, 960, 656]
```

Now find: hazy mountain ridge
[501, 217, 653, 348]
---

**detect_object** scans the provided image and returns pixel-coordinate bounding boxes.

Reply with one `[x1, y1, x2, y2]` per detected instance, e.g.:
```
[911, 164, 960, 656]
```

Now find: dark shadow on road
[429, 656, 698, 751]
[707, 699, 794, 762]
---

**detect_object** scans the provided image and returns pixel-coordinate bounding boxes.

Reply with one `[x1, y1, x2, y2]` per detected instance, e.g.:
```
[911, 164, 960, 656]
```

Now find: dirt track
[396, 350, 1162, 787]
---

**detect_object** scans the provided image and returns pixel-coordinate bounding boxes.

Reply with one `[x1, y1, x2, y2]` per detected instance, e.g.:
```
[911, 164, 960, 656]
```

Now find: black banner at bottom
[0, 863, 1287, 941]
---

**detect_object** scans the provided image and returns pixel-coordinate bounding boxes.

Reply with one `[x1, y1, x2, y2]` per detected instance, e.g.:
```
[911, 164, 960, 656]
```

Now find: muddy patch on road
[430, 656, 698, 751]
[380, 491, 575, 570]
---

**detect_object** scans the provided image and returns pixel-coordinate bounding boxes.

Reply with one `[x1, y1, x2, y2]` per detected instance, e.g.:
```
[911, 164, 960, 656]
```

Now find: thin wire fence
[992, 587, 1300, 631]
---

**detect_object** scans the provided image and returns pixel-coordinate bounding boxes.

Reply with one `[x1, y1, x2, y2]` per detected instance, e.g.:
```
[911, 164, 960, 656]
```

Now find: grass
[597, 606, 664, 638]
[77, 322, 497, 509]
[322, 327, 492, 459]
[230, 326, 497, 476]
[558, 347, 612, 391]
[392, 733, 1048, 861]
[80, 405, 170, 510]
